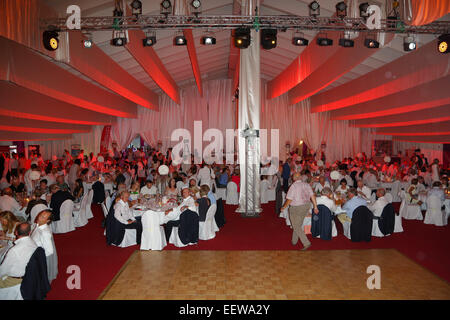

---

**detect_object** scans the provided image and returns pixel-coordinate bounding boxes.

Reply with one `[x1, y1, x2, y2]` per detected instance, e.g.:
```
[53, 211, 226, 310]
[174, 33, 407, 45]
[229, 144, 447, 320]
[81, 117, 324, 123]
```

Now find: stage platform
[98, 249, 450, 300]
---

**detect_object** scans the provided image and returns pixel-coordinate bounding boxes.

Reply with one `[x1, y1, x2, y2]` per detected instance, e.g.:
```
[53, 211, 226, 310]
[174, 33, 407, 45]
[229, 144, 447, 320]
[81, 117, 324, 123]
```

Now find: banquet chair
[398, 190, 423, 220]
[52, 199, 75, 234]
[85, 189, 94, 219]
[424, 195, 447, 226]
[140, 210, 167, 251]
[73, 193, 89, 228]
[119, 229, 137, 248]
[199, 204, 217, 240]
[260, 179, 270, 204]
[279, 192, 292, 226]
[213, 198, 225, 231]
[105, 195, 113, 213]
[350, 206, 373, 242]
[169, 210, 199, 248]
[215, 182, 227, 201]
[372, 203, 395, 237]
[225, 181, 239, 205]
[267, 176, 277, 202]
[0, 247, 50, 300]
[391, 181, 401, 202]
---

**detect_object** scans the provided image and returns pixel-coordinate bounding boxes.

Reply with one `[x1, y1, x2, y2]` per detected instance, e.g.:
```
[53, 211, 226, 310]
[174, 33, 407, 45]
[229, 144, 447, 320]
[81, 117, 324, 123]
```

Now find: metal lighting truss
[42, 15, 450, 34]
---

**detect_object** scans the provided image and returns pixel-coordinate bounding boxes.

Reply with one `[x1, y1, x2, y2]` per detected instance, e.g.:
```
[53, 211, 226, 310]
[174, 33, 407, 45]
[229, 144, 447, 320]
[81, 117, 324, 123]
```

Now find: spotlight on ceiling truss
[403, 35, 416, 51]
[190, 0, 202, 17]
[160, 0, 172, 16]
[174, 31, 187, 46]
[82, 32, 93, 48]
[201, 32, 216, 45]
[364, 36, 380, 48]
[234, 28, 251, 49]
[309, 1, 320, 18]
[143, 30, 156, 46]
[292, 31, 309, 46]
[338, 33, 354, 47]
[437, 34, 450, 54]
[111, 30, 127, 46]
[43, 30, 59, 51]
[317, 33, 332, 46]
[261, 29, 277, 50]
[336, 2, 347, 19]
[359, 2, 370, 19]
[130, 0, 142, 17]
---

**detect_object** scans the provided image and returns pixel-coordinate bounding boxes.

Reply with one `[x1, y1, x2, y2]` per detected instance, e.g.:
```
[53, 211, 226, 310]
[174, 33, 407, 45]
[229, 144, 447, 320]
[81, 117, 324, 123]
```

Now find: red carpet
[46, 202, 450, 300]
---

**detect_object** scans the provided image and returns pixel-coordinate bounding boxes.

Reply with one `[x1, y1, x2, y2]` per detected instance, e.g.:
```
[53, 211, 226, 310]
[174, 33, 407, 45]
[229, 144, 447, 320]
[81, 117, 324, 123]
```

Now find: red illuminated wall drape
[403, 0, 450, 26]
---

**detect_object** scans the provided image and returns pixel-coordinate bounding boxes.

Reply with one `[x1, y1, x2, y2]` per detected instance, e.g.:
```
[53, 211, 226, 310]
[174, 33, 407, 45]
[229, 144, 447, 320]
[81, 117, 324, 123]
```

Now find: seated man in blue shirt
[340, 187, 368, 221]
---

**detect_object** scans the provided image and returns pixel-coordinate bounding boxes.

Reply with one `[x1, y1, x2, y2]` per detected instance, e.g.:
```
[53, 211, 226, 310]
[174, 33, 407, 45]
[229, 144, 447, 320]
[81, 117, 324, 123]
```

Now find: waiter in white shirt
[114, 191, 143, 244]
[0, 223, 37, 289]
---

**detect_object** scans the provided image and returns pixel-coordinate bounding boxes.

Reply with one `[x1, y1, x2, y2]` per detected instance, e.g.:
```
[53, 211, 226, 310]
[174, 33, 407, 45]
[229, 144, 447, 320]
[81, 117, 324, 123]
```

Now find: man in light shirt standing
[281, 172, 319, 251]
[356, 180, 372, 202]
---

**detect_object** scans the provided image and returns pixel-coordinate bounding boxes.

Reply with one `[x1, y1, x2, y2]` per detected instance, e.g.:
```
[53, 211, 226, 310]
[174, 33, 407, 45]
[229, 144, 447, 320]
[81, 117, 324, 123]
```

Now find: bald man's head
[292, 172, 301, 181]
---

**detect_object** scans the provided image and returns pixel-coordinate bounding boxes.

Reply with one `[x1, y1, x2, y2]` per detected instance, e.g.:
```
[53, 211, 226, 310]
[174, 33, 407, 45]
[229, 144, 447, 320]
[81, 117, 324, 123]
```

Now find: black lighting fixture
[111, 30, 127, 46]
[335, 1, 347, 19]
[261, 29, 277, 50]
[43, 30, 59, 51]
[113, 7, 124, 29]
[143, 30, 156, 47]
[160, 0, 172, 15]
[403, 35, 416, 51]
[438, 34, 450, 54]
[201, 33, 216, 45]
[317, 33, 332, 46]
[234, 28, 251, 49]
[292, 31, 309, 46]
[309, 1, 320, 17]
[190, 0, 202, 16]
[339, 33, 354, 47]
[174, 32, 187, 46]
[359, 2, 370, 19]
[130, 0, 142, 17]
[82, 32, 93, 48]
[364, 36, 379, 48]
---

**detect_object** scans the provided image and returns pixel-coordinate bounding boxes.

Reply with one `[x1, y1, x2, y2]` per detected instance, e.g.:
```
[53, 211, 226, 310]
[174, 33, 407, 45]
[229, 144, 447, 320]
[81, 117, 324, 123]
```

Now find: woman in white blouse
[31, 209, 58, 282]
[334, 179, 349, 195]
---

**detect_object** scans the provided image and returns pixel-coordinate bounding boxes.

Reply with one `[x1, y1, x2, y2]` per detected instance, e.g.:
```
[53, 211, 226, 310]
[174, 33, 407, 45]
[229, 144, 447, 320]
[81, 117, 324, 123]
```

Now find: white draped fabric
[110, 79, 235, 153]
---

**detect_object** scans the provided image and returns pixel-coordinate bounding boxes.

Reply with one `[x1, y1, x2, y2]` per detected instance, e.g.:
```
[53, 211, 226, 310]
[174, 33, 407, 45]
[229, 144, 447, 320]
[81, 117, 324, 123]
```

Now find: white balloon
[158, 165, 169, 175]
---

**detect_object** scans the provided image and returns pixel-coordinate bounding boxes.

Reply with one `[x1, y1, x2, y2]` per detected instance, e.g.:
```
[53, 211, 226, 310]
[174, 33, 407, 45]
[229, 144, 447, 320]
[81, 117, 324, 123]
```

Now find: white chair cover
[267, 176, 277, 202]
[47, 247, 58, 283]
[52, 200, 75, 234]
[260, 179, 270, 204]
[85, 190, 94, 219]
[199, 204, 217, 240]
[215, 187, 227, 201]
[424, 195, 447, 226]
[394, 214, 404, 233]
[399, 190, 423, 220]
[140, 211, 167, 251]
[0, 284, 23, 300]
[169, 227, 187, 247]
[391, 181, 401, 202]
[118, 229, 137, 248]
[225, 181, 239, 205]
[279, 192, 291, 226]
[302, 216, 337, 238]
[73, 193, 89, 228]
[342, 220, 351, 239]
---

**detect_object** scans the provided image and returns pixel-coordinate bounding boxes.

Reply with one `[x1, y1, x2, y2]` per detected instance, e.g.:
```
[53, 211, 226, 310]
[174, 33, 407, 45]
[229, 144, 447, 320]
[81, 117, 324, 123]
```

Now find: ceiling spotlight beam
[183, 29, 203, 96]
[0, 131, 73, 142]
[390, 135, 450, 144]
[0, 115, 91, 134]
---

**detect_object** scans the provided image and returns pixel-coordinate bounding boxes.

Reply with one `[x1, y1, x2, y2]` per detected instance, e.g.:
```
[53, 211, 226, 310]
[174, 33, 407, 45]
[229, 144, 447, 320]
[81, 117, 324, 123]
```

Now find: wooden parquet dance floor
[98, 249, 450, 300]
